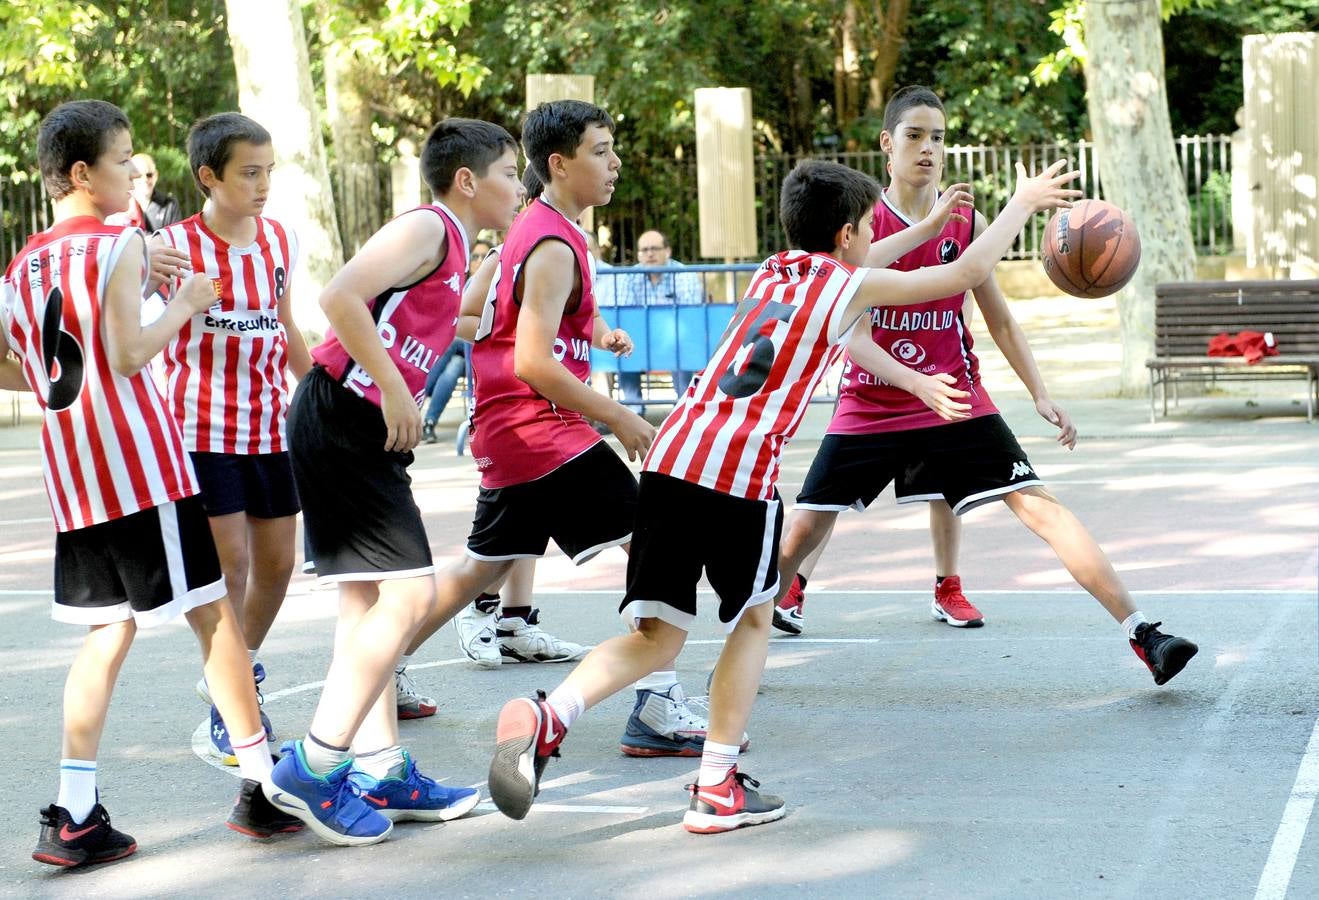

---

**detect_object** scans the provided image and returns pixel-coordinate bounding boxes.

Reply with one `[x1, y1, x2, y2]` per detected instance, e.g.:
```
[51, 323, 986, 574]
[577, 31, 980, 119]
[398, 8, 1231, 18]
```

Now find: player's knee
[738, 601, 773, 632]
[1009, 488, 1065, 532]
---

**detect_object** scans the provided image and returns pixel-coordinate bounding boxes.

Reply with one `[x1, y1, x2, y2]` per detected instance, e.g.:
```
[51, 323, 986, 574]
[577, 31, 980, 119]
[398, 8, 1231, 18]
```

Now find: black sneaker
[422, 422, 438, 444]
[33, 803, 137, 867]
[226, 778, 305, 838]
[683, 768, 786, 834]
[1130, 621, 1199, 685]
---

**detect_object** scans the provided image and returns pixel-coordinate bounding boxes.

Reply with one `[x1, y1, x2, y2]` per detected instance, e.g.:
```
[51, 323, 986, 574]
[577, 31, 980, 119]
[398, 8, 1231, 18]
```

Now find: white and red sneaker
[931, 576, 984, 628]
[772, 574, 806, 635]
[683, 768, 786, 834]
[488, 691, 566, 820]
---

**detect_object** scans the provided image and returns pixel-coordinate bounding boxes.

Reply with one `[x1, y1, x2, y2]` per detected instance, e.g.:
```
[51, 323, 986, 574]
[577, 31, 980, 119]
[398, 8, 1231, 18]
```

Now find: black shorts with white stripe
[795, 414, 1042, 515]
[620, 473, 783, 633]
[52, 494, 225, 627]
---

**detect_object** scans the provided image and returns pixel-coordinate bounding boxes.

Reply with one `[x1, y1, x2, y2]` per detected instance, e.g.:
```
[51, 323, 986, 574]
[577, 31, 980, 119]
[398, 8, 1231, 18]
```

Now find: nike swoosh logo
[364, 794, 389, 807]
[59, 823, 99, 840]
[542, 715, 559, 745]
[698, 791, 737, 810]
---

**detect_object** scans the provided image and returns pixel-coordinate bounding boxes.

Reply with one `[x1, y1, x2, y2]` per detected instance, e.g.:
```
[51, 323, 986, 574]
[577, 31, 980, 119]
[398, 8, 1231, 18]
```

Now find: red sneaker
[683, 768, 786, 834]
[488, 691, 565, 820]
[772, 574, 806, 634]
[931, 576, 984, 628]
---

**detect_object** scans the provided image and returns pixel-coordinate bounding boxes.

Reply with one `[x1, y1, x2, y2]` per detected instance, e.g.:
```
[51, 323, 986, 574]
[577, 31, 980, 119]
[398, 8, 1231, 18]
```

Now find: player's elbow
[108, 347, 148, 378]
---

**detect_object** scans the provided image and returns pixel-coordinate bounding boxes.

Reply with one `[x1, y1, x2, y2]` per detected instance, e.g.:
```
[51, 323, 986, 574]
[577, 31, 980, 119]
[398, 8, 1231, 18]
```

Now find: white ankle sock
[232, 730, 273, 782]
[546, 684, 585, 730]
[57, 759, 97, 823]
[303, 733, 351, 775]
[396, 654, 412, 675]
[635, 670, 678, 693]
[697, 741, 741, 787]
[354, 744, 407, 779]
[247, 648, 259, 665]
[1122, 612, 1148, 640]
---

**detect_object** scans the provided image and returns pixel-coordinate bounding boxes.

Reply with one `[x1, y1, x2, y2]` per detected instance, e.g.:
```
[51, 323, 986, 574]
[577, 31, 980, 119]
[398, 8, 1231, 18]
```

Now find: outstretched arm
[864, 183, 974, 269]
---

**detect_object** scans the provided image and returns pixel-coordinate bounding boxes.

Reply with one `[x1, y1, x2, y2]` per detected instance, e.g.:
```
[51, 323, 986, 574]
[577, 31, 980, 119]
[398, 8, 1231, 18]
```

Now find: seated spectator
[616, 230, 706, 412]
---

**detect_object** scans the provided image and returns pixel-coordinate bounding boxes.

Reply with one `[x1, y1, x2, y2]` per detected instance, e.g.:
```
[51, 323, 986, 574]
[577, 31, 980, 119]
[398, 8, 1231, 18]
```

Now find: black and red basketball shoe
[931, 576, 985, 628]
[489, 690, 566, 820]
[772, 574, 807, 635]
[1130, 621, 1198, 685]
[683, 768, 786, 834]
[33, 803, 137, 867]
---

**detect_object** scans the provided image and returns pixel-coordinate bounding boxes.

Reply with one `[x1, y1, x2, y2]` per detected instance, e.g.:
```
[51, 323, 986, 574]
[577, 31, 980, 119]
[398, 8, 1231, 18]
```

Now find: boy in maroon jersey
[1, 100, 299, 868]
[486, 151, 1083, 832]
[775, 86, 1198, 686]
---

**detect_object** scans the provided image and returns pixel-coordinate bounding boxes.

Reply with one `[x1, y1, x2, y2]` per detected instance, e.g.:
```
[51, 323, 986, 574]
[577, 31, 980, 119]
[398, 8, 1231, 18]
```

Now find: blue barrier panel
[591, 303, 737, 373]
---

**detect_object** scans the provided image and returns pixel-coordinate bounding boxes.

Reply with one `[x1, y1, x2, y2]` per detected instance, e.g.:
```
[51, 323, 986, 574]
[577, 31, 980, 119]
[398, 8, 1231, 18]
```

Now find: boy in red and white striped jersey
[1, 101, 300, 869]
[487, 156, 1083, 832]
[153, 113, 313, 764]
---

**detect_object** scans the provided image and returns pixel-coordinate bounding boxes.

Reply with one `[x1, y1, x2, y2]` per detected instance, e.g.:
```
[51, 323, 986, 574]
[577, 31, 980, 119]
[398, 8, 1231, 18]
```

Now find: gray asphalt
[1, 392, 1316, 899]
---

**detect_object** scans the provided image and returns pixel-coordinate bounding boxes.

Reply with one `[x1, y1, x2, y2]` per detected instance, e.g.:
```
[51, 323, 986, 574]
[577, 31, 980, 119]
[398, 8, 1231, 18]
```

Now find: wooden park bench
[1147, 279, 1319, 422]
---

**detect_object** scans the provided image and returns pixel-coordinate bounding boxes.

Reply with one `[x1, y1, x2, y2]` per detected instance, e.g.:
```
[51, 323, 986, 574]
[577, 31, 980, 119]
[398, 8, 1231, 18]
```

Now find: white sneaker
[676, 683, 751, 750]
[395, 667, 438, 719]
[455, 603, 501, 669]
[496, 611, 587, 664]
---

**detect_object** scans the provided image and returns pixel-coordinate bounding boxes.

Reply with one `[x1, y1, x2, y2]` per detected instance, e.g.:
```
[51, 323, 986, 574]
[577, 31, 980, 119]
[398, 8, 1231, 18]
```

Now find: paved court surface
[1, 389, 1316, 898]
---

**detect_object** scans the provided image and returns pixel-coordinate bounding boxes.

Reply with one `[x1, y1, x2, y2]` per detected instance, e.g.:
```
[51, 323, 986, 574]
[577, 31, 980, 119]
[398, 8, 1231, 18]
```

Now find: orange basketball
[1042, 199, 1141, 298]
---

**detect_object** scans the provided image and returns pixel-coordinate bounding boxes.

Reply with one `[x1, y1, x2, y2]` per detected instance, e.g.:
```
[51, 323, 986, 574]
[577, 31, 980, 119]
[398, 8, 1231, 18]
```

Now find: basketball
[1042, 199, 1141, 298]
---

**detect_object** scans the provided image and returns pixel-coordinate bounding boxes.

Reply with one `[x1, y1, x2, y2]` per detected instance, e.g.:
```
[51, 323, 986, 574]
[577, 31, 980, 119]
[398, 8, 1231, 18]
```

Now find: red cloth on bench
[1207, 330, 1279, 365]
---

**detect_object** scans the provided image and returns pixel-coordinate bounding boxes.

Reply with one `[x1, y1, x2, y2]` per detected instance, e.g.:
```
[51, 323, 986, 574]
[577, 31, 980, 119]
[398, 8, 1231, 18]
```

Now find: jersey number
[717, 299, 796, 398]
[40, 287, 85, 411]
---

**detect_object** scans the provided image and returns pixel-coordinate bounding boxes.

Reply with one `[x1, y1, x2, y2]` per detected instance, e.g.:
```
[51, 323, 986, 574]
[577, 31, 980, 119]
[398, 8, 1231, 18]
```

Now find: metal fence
[1, 134, 1233, 268]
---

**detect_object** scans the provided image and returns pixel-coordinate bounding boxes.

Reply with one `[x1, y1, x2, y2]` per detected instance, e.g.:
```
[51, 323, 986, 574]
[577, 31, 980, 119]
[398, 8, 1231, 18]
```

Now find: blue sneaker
[208, 705, 275, 766]
[347, 752, 480, 822]
[266, 741, 393, 846]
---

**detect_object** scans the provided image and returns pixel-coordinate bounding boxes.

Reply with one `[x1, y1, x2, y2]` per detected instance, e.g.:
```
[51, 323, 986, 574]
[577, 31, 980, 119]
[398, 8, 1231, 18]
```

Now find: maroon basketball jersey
[829, 190, 996, 434]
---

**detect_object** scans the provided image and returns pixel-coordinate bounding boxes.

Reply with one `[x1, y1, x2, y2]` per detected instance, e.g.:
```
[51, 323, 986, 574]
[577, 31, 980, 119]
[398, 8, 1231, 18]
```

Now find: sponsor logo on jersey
[891, 338, 927, 366]
[938, 237, 961, 264]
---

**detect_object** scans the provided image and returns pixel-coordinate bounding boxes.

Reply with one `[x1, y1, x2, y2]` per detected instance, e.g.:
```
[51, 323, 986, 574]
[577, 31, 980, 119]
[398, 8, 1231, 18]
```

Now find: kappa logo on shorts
[890, 338, 927, 366]
[1010, 461, 1034, 479]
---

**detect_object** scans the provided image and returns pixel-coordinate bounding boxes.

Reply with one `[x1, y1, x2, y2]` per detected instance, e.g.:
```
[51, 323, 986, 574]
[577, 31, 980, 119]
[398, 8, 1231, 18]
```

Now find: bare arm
[845, 327, 971, 421]
[592, 311, 634, 357]
[864, 183, 973, 269]
[970, 212, 1077, 448]
[318, 210, 447, 451]
[844, 160, 1081, 325]
[277, 278, 313, 380]
[0, 325, 30, 391]
[514, 240, 654, 460]
[456, 250, 500, 342]
[104, 233, 218, 377]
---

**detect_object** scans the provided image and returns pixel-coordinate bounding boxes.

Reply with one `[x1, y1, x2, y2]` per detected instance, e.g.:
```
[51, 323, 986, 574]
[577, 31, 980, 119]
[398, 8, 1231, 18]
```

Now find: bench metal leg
[1149, 370, 1156, 424]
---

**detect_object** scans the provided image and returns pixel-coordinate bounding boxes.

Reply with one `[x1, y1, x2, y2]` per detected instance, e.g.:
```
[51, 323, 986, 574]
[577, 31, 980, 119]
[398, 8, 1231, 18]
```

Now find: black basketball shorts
[53, 495, 225, 627]
[288, 366, 433, 583]
[466, 442, 638, 564]
[620, 473, 783, 633]
[190, 451, 301, 519]
[795, 414, 1044, 515]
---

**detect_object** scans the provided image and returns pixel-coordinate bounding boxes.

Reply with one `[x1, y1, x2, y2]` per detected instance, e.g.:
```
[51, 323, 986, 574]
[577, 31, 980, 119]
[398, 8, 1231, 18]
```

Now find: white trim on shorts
[951, 479, 1045, 515]
[464, 548, 544, 563]
[317, 565, 436, 584]
[51, 579, 224, 629]
[896, 492, 945, 505]
[571, 533, 631, 565]
[793, 501, 862, 513]
[619, 599, 696, 634]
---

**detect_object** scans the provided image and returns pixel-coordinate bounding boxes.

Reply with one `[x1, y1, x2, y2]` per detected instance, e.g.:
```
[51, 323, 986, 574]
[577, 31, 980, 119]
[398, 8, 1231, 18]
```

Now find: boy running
[776, 86, 1199, 686]
[486, 155, 1082, 832]
[3, 100, 298, 868]
[266, 118, 523, 845]
[153, 113, 312, 762]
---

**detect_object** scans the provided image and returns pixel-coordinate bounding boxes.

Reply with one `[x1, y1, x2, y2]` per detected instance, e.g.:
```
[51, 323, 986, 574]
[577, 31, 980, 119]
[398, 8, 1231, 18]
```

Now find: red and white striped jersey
[645, 251, 866, 501]
[1, 217, 198, 532]
[156, 214, 298, 453]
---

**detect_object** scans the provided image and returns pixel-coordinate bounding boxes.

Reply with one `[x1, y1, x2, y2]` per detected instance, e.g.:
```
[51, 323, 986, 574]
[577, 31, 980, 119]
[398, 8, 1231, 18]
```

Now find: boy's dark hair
[421, 118, 517, 196]
[37, 101, 132, 201]
[522, 164, 545, 201]
[780, 161, 881, 254]
[187, 113, 272, 196]
[882, 85, 946, 135]
[522, 100, 614, 184]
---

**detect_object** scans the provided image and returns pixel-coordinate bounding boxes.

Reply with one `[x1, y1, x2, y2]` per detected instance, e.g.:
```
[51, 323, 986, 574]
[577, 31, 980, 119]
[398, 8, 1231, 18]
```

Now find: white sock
[57, 759, 97, 823]
[635, 670, 678, 693]
[232, 730, 273, 782]
[546, 684, 586, 730]
[396, 654, 412, 675]
[1122, 612, 1149, 640]
[247, 648, 259, 665]
[303, 733, 352, 775]
[354, 744, 407, 779]
[697, 741, 741, 787]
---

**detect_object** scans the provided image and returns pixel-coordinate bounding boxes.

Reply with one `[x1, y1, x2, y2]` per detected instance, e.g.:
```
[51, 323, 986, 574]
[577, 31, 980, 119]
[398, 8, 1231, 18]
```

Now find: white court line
[1254, 716, 1319, 900]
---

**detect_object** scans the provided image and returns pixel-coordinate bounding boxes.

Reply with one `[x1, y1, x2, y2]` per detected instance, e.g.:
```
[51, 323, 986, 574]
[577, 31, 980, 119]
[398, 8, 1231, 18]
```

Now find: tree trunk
[834, 0, 862, 135]
[324, 38, 380, 256]
[864, 0, 911, 113]
[225, 0, 342, 336]
[1083, 0, 1196, 396]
